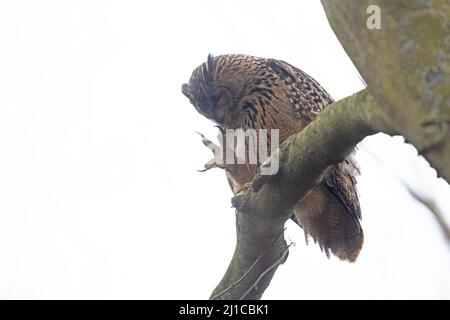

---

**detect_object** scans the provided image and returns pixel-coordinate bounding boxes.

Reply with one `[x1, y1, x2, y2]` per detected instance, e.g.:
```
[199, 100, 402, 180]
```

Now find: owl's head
[182, 54, 264, 129]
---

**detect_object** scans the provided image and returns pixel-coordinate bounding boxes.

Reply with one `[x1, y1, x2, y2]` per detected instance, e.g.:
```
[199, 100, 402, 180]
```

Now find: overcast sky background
[0, 0, 449, 299]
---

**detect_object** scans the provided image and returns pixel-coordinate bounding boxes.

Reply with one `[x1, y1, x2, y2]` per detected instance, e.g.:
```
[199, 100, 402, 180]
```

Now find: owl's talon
[196, 130, 231, 172]
[198, 157, 228, 173]
[214, 125, 225, 135]
[196, 131, 220, 150]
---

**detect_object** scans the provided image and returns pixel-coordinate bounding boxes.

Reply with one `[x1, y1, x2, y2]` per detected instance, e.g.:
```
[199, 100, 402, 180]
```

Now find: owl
[182, 54, 363, 262]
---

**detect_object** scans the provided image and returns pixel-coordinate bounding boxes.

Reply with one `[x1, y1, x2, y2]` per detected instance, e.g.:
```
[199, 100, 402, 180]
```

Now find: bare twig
[211, 228, 287, 300]
[360, 143, 450, 245]
[239, 242, 294, 300]
[407, 190, 450, 244]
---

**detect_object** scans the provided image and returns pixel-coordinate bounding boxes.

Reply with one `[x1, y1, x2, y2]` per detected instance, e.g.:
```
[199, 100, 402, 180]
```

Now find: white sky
[0, 0, 449, 299]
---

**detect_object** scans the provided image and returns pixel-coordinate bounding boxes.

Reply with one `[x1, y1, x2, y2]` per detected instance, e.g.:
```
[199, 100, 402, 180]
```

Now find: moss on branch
[321, 0, 450, 182]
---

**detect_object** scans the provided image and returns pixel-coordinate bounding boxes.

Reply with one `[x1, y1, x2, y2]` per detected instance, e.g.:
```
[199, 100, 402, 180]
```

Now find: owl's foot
[196, 130, 258, 196]
[196, 131, 229, 172]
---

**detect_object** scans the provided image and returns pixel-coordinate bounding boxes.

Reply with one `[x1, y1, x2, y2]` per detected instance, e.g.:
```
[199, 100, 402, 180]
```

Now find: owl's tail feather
[294, 185, 364, 262]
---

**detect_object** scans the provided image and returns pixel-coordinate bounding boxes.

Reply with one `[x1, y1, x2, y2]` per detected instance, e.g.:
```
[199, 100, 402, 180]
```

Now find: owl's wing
[293, 156, 363, 262]
[266, 59, 334, 123]
[268, 58, 363, 261]
[324, 156, 362, 222]
[268, 58, 361, 216]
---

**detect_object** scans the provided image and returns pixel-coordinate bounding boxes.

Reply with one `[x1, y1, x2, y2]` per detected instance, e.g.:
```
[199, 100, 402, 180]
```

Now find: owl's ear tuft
[200, 54, 215, 86]
[207, 54, 215, 71]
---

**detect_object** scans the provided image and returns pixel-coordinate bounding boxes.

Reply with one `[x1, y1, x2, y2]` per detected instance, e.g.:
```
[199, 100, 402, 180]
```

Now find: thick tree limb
[321, 0, 450, 182]
[210, 89, 391, 300]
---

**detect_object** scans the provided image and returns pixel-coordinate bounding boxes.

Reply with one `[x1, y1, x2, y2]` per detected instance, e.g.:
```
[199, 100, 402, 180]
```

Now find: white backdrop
[0, 0, 449, 299]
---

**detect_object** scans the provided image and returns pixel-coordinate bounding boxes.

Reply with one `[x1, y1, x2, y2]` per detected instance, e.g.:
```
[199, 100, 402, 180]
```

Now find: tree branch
[321, 0, 450, 183]
[210, 1, 450, 300]
[210, 89, 389, 300]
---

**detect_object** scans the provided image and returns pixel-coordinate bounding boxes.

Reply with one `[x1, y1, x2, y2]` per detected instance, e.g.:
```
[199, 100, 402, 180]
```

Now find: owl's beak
[181, 83, 192, 99]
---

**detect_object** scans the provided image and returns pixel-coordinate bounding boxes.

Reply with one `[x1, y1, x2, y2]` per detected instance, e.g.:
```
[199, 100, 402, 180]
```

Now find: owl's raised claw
[196, 131, 227, 172]
[196, 131, 220, 150]
[214, 125, 225, 135]
[197, 157, 226, 172]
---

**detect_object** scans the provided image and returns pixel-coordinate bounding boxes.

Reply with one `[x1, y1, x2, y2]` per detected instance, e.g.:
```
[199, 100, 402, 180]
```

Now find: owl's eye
[197, 97, 209, 112]
[213, 92, 225, 105]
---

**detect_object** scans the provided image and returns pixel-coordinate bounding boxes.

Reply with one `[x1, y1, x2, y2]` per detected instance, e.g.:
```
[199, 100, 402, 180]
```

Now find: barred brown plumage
[182, 54, 363, 262]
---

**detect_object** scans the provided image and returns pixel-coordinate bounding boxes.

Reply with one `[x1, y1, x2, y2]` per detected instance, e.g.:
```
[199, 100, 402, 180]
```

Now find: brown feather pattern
[182, 54, 363, 262]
